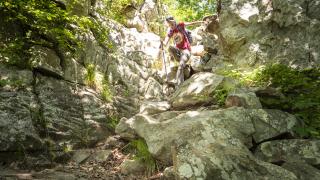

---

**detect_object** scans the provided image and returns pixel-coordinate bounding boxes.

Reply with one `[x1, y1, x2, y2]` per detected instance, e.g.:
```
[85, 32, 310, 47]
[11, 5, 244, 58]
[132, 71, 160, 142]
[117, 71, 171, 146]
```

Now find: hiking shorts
[168, 46, 191, 86]
[168, 46, 191, 62]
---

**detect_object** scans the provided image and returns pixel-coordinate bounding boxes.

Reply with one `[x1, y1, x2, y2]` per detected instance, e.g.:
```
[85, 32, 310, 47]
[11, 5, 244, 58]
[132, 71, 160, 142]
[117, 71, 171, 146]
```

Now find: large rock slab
[116, 107, 298, 179]
[117, 107, 297, 161]
[117, 107, 254, 160]
[170, 73, 234, 109]
[35, 75, 111, 149]
[176, 140, 297, 180]
[255, 139, 320, 166]
[0, 65, 42, 151]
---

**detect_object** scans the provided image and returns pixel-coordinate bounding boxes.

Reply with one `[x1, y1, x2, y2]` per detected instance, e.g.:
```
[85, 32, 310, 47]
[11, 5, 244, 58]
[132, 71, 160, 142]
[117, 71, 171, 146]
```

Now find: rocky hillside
[1, 0, 320, 179]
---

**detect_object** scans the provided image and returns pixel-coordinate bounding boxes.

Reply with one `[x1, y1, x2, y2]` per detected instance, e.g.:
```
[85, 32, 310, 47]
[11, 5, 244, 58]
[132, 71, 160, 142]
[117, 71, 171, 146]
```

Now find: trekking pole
[161, 41, 169, 81]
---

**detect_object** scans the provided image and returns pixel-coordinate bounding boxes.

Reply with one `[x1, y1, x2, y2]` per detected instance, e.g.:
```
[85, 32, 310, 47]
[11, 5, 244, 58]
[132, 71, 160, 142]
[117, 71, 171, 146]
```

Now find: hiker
[160, 16, 204, 87]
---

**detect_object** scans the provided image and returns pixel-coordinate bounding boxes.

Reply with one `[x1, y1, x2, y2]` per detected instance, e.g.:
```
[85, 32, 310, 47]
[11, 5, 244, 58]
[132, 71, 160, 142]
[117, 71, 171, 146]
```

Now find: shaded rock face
[0, 65, 42, 151]
[255, 139, 320, 166]
[213, 0, 320, 69]
[35, 75, 112, 149]
[116, 107, 298, 179]
[0, 62, 114, 153]
[29, 46, 63, 78]
[281, 162, 320, 180]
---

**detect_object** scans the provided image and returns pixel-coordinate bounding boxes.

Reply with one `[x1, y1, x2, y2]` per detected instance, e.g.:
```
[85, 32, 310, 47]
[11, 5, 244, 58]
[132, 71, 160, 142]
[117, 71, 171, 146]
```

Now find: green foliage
[1, 0, 81, 49]
[213, 87, 229, 107]
[44, 138, 57, 162]
[0, 79, 24, 88]
[163, 0, 216, 22]
[0, 0, 113, 67]
[85, 64, 96, 88]
[217, 66, 265, 86]
[106, 115, 120, 130]
[102, 78, 113, 102]
[252, 64, 320, 138]
[130, 139, 156, 175]
[219, 64, 320, 138]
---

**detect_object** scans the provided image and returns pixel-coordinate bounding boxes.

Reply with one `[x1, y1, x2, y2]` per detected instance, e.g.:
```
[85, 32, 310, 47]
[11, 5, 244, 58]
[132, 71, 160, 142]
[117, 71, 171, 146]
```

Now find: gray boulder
[225, 88, 262, 109]
[170, 73, 235, 109]
[255, 139, 320, 166]
[116, 107, 299, 179]
[177, 142, 297, 180]
[250, 109, 297, 143]
[141, 77, 164, 100]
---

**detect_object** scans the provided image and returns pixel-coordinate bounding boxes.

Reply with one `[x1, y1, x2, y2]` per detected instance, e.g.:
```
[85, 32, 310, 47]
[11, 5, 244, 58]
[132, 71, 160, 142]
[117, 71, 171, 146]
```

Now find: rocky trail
[1, 0, 320, 179]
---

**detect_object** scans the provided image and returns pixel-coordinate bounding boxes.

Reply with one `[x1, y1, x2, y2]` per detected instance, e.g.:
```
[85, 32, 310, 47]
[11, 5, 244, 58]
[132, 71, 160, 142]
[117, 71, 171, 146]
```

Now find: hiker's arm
[160, 36, 171, 49]
[160, 28, 172, 48]
[185, 21, 205, 26]
[163, 36, 170, 46]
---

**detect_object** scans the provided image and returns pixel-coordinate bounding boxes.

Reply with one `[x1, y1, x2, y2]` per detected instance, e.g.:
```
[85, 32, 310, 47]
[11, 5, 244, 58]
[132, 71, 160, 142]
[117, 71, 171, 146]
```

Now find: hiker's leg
[168, 46, 181, 62]
[176, 49, 191, 86]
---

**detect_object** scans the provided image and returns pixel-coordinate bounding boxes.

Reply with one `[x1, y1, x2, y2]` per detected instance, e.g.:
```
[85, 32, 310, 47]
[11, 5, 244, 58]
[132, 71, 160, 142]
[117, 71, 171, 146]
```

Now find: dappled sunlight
[234, 2, 260, 21]
[185, 74, 216, 94]
[186, 111, 200, 118]
[240, 3, 259, 21]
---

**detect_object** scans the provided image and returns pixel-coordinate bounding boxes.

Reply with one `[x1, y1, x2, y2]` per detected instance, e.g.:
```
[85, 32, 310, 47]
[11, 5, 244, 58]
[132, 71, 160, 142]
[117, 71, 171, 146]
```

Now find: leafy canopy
[0, 0, 110, 67]
[163, 0, 216, 22]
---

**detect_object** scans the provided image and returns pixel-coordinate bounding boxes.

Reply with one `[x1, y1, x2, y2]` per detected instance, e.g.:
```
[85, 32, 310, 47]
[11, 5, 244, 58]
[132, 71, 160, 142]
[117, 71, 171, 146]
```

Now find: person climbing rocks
[160, 16, 204, 87]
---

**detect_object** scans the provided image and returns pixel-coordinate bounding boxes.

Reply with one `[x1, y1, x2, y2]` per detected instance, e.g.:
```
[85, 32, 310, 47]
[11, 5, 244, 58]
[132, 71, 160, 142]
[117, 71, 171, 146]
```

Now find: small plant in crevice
[216, 66, 265, 86]
[101, 77, 113, 102]
[129, 139, 156, 176]
[85, 63, 96, 88]
[106, 115, 120, 130]
[43, 138, 57, 163]
[0, 79, 24, 88]
[213, 87, 229, 107]
[152, 59, 163, 71]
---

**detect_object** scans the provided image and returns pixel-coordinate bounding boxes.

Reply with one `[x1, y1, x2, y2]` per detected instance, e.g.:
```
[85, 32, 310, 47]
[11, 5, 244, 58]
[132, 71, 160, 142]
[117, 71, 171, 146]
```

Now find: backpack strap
[176, 25, 190, 44]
